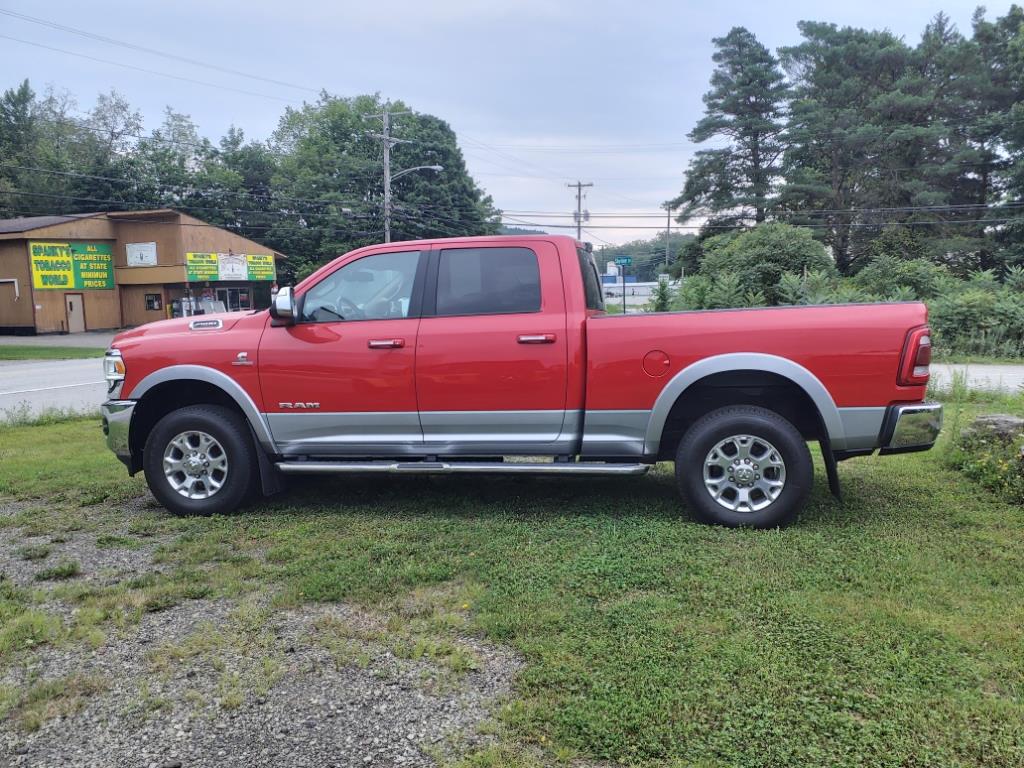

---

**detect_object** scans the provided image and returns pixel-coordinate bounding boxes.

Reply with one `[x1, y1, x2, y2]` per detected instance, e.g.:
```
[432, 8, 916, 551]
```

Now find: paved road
[931, 363, 1024, 393]
[0, 358, 106, 420]
[0, 331, 115, 349]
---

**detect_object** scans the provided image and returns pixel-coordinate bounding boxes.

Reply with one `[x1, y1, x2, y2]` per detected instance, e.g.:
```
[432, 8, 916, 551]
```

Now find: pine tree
[974, 6, 1024, 268]
[673, 27, 787, 232]
[778, 23, 916, 274]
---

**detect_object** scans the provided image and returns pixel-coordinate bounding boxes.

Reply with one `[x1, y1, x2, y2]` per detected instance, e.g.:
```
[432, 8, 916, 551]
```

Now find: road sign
[614, 256, 632, 266]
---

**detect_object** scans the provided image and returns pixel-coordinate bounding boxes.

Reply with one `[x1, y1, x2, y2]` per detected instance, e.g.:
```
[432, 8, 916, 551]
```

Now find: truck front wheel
[142, 405, 255, 517]
[675, 405, 813, 528]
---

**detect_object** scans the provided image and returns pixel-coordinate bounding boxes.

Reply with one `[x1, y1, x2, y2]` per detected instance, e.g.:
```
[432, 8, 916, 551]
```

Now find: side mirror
[270, 286, 295, 324]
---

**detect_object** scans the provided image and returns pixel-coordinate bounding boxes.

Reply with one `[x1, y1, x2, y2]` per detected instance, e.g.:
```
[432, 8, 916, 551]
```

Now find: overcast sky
[0, 0, 1014, 244]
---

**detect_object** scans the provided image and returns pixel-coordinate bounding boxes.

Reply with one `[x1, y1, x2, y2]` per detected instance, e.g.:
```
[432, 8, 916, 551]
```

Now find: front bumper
[879, 402, 943, 455]
[101, 400, 136, 469]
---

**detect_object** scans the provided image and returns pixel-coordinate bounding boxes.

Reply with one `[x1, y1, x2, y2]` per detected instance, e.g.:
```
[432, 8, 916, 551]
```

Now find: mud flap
[250, 425, 285, 497]
[819, 437, 841, 499]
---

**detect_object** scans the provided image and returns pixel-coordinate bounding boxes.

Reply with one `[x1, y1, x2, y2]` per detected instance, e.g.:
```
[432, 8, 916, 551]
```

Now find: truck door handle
[368, 338, 405, 349]
[517, 334, 556, 344]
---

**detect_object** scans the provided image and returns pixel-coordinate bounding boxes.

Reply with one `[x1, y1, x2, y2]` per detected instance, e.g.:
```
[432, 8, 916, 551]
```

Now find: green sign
[29, 241, 114, 290]
[186, 252, 277, 282]
[614, 256, 632, 266]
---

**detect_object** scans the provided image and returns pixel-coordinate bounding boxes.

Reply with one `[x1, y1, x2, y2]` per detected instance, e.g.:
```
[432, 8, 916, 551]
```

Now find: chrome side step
[275, 460, 650, 476]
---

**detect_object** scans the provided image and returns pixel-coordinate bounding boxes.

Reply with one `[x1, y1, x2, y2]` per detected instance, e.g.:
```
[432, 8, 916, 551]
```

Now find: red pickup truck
[101, 235, 941, 527]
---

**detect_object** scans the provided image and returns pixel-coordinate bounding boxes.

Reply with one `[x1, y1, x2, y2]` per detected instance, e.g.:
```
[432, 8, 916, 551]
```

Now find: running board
[275, 460, 650, 476]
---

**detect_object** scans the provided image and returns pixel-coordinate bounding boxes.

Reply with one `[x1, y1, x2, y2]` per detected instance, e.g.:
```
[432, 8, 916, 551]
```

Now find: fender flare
[642, 353, 846, 454]
[127, 365, 275, 451]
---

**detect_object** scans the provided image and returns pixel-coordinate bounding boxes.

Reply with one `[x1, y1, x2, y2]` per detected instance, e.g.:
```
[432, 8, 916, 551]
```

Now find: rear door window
[435, 247, 541, 316]
[577, 248, 605, 311]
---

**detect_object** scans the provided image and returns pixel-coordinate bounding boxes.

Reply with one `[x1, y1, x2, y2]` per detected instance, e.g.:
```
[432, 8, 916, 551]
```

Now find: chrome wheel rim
[702, 434, 786, 513]
[163, 430, 229, 500]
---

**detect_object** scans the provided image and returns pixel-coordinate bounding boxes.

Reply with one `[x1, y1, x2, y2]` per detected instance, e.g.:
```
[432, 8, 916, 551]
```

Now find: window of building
[435, 247, 541, 316]
[145, 293, 162, 311]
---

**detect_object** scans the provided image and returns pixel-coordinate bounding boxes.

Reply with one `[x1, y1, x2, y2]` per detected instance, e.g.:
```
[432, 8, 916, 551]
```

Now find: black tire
[674, 405, 813, 528]
[143, 404, 256, 517]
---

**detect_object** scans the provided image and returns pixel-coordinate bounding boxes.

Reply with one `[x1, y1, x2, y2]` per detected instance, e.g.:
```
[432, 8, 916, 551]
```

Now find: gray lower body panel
[421, 409, 581, 455]
[266, 410, 582, 457]
[580, 409, 651, 457]
[836, 407, 888, 450]
[267, 411, 424, 457]
[264, 405, 894, 461]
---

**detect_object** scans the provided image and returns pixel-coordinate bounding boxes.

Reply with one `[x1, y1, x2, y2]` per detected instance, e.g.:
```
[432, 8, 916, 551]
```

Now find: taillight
[898, 327, 931, 386]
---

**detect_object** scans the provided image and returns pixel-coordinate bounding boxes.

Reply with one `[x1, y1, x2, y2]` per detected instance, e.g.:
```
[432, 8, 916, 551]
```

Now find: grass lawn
[0, 402, 1022, 767]
[0, 346, 106, 361]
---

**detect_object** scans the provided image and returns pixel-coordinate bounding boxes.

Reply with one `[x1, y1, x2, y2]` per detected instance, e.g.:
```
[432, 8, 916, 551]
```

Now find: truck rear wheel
[143, 405, 255, 517]
[675, 405, 812, 528]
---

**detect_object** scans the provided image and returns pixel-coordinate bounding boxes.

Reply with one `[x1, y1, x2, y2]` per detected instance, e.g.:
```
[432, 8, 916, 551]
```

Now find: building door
[215, 287, 253, 312]
[64, 293, 86, 333]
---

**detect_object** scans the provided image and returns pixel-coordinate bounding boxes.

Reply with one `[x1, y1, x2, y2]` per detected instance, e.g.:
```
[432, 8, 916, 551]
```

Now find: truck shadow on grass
[249, 459, 860, 528]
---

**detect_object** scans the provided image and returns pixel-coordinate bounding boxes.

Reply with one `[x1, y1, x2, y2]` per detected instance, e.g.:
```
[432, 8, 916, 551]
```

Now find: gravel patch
[0, 497, 168, 587]
[1, 598, 523, 768]
[0, 495, 524, 766]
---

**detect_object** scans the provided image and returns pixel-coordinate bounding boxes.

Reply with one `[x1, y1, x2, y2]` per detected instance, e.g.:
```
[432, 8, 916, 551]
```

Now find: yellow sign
[30, 241, 114, 290]
[185, 252, 276, 282]
[246, 254, 276, 281]
[185, 252, 220, 282]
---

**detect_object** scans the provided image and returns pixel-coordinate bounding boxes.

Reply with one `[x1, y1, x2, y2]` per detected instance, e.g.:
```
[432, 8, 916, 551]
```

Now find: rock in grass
[961, 414, 1024, 443]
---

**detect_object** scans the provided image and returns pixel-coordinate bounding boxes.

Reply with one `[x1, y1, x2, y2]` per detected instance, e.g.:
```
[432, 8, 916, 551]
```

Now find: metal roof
[0, 212, 102, 234]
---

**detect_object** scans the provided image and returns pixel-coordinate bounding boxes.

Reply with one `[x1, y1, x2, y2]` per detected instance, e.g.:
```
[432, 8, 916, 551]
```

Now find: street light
[392, 164, 443, 182]
[385, 165, 443, 242]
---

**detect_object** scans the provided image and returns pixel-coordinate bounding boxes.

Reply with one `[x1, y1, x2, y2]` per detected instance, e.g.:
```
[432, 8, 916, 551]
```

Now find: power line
[498, 216, 1024, 231]
[0, 8, 320, 94]
[0, 162, 371, 209]
[0, 33, 297, 103]
[8, 170, 1023, 225]
[0, 206, 384, 240]
[1, 187, 375, 222]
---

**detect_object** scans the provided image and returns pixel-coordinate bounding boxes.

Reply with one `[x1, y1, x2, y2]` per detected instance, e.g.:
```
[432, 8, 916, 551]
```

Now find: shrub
[929, 288, 1024, 358]
[645, 279, 674, 312]
[865, 224, 927, 262]
[853, 255, 955, 299]
[706, 273, 746, 309]
[673, 274, 712, 310]
[1005, 264, 1024, 292]
[947, 424, 1024, 504]
[699, 223, 836, 303]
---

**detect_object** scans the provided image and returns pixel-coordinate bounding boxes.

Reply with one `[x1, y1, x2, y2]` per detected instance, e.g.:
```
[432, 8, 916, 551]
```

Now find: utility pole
[663, 202, 673, 270]
[382, 110, 392, 243]
[366, 108, 412, 243]
[567, 181, 593, 240]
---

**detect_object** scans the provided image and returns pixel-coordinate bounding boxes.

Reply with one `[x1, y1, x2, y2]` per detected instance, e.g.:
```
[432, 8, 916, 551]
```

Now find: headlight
[104, 349, 126, 398]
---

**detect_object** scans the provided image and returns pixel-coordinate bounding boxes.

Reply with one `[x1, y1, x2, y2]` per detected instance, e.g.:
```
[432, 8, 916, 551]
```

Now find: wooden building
[0, 210, 285, 334]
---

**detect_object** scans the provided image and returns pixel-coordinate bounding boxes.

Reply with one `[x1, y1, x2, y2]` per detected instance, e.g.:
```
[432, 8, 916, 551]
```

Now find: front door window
[301, 251, 420, 322]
